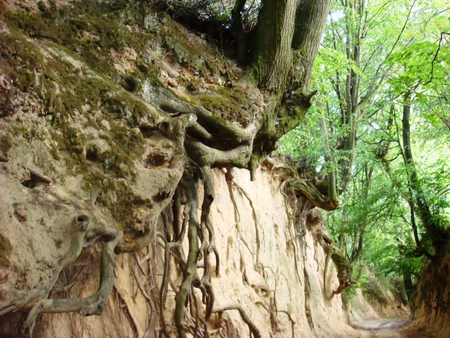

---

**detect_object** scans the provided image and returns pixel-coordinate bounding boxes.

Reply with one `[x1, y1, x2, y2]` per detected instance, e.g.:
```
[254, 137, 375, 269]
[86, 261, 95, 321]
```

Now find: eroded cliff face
[0, 1, 405, 337]
[407, 241, 450, 338]
[0, 159, 368, 338]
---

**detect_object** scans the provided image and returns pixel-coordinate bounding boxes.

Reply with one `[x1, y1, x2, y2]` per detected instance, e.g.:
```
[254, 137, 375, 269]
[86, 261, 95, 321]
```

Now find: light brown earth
[353, 316, 410, 338]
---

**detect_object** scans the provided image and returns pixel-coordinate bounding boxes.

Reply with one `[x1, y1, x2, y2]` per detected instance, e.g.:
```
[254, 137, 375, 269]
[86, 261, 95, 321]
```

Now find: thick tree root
[198, 166, 218, 321]
[319, 234, 356, 296]
[323, 243, 334, 299]
[289, 178, 338, 211]
[174, 172, 200, 338]
[158, 212, 187, 337]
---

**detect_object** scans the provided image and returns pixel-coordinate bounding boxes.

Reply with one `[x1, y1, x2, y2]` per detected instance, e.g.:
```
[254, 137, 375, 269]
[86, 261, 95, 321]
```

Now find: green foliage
[387, 40, 450, 95]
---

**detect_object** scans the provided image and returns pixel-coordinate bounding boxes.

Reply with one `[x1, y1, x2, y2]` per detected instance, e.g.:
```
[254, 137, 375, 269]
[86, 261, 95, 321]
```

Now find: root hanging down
[171, 167, 216, 337]
[174, 172, 201, 338]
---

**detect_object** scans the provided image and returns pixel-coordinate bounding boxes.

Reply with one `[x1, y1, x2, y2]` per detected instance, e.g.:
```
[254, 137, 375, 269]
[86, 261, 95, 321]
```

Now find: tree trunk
[292, 0, 334, 91]
[253, 0, 299, 90]
[401, 95, 447, 252]
[248, 0, 333, 174]
[253, 0, 332, 92]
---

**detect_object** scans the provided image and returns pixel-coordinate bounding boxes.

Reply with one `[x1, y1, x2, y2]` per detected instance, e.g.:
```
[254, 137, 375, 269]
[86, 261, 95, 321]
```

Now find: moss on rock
[0, 234, 12, 267]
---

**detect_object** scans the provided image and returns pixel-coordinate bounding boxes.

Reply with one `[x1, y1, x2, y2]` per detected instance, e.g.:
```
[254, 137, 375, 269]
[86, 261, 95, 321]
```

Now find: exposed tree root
[0, 215, 88, 318]
[17, 216, 122, 338]
[289, 178, 338, 211]
[280, 178, 304, 284]
[212, 303, 261, 338]
[25, 166, 53, 184]
[134, 250, 160, 338]
[232, 180, 262, 266]
[330, 244, 357, 295]
[174, 172, 201, 338]
[278, 309, 296, 338]
[323, 243, 334, 299]
[113, 285, 140, 338]
[319, 234, 356, 296]
[225, 168, 256, 269]
[198, 166, 218, 321]
[52, 265, 87, 294]
[157, 211, 188, 337]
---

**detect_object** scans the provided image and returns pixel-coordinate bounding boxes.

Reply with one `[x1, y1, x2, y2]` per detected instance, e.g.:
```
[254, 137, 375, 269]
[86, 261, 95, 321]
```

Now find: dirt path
[352, 316, 411, 337]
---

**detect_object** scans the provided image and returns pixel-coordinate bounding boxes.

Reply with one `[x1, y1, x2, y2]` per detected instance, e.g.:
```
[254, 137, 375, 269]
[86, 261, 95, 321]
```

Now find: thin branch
[424, 32, 449, 86]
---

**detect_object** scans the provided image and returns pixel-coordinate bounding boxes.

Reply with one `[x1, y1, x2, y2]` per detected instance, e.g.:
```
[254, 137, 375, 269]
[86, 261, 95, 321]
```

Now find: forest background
[279, 0, 450, 306]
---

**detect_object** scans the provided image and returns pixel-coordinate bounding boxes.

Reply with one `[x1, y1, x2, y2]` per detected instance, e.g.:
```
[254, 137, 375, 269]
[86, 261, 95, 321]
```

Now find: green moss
[7, 1, 122, 72]
[194, 84, 254, 127]
[54, 239, 62, 249]
[102, 91, 150, 124]
[1, 33, 44, 92]
[2, 8, 150, 176]
[0, 234, 12, 267]
[99, 179, 145, 232]
[4, 0, 157, 86]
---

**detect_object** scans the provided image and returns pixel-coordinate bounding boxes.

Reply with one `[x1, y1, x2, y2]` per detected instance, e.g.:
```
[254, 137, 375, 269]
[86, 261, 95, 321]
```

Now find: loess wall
[407, 239, 450, 338]
[0, 163, 370, 337]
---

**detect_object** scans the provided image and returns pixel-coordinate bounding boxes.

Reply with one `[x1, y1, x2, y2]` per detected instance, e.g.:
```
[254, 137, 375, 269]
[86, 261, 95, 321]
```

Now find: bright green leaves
[387, 39, 450, 96]
[315, 47, 363, 79]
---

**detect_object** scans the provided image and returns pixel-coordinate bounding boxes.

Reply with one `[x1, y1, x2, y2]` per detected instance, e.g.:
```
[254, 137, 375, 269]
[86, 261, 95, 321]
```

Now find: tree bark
[232, 0, 248, 61]
[292, 0, 334, 91]
[401, 94, 447, 252]
[253, 0, 300, 90]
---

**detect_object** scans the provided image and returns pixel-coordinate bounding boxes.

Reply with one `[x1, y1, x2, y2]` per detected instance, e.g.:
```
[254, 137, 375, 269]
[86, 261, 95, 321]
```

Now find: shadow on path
[352, 316, 411, 337]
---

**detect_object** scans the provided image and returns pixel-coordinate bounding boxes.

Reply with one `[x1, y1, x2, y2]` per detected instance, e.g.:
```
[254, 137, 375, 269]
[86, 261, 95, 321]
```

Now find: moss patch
[98, 179, 147, 232]
[0, 234, 12, 267]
